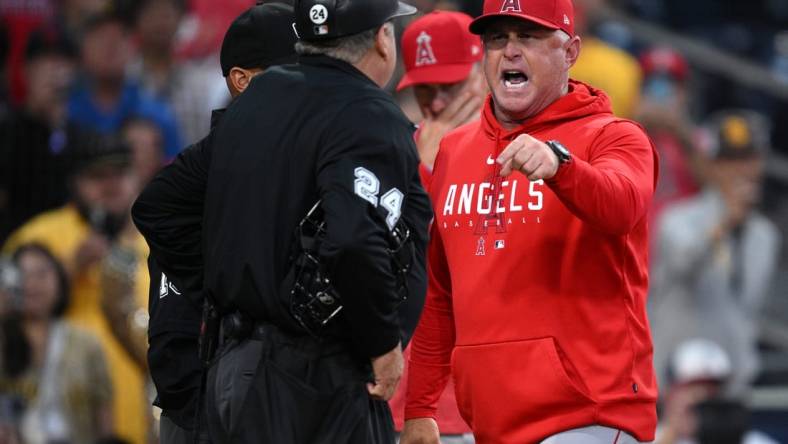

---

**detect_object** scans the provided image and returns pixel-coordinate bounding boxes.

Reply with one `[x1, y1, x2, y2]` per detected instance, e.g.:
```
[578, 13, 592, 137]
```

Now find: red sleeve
[404, 222, 456, 421]
[546, 121, 658, 235]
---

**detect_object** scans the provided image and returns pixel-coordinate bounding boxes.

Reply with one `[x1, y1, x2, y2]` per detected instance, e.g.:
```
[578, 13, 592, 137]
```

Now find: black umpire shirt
[203, 55, 431, 358]
[132, 110, 222, 429]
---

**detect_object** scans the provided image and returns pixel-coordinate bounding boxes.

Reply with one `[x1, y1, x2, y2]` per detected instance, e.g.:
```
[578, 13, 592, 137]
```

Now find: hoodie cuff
[545, 155, 577, 186]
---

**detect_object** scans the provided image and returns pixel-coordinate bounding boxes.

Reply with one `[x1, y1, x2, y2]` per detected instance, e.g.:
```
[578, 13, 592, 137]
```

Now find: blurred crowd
[0, 0, 786, 443]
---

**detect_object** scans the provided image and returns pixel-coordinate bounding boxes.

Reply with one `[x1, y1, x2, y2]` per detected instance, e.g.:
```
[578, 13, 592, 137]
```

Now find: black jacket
[135, 110, 221, 299]
[203, 55, 431, 358]
[132, 57, 431, 428]
[132, 112, 221, 429]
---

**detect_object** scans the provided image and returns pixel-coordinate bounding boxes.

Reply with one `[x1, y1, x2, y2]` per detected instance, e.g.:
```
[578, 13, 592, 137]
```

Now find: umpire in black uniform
[201, 0, 430, 442]
[132, 3, 298, 443]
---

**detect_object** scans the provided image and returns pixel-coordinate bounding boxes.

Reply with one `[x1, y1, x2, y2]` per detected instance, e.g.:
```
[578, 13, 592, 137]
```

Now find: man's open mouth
[502, 70, 528, 89]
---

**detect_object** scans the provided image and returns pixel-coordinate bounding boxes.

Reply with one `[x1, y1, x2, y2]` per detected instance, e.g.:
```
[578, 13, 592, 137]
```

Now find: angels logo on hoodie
[439, 155, 544, 234]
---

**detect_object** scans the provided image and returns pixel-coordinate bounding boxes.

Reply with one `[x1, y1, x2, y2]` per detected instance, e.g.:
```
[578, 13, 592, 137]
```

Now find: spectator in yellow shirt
[4, 133, 150, 444]
[569, 0, 643, 117]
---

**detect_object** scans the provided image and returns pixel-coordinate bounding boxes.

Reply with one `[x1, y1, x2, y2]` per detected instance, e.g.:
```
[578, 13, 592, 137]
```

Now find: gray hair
[295, 22, 393, 65]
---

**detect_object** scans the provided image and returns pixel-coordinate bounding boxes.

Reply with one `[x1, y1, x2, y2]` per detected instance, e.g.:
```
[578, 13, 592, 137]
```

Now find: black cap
[25, 26, 77, 61]
[703, 109, 770, 161]
[66, 130, 132, 176]
[220, 2, 298, 76]
[294, 0, 417, 41]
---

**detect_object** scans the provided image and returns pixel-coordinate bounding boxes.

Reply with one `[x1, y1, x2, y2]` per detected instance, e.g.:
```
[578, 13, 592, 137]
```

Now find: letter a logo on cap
[415, 31, 437, 67]
[500, 0, 521, 12]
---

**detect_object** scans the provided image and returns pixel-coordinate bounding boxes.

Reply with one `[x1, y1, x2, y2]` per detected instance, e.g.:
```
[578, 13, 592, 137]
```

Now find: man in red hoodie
[400, 1, 659, 443]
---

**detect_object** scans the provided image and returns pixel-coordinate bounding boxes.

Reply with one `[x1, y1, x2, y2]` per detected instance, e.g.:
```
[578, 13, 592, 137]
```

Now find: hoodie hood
[481, 79, 614, 141]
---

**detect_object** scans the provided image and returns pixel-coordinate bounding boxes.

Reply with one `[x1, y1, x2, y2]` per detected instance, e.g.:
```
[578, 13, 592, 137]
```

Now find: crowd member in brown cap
[650, 109, 781, 402]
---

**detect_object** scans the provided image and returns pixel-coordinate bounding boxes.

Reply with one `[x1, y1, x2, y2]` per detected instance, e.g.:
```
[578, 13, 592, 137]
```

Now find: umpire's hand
[367, 342, 403, 401]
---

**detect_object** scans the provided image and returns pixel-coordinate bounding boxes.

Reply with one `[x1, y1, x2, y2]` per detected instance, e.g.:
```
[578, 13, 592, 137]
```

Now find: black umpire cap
[220, 2, 299, 77]
[294, 0, 417, 41]
[25, 26, 77, 61]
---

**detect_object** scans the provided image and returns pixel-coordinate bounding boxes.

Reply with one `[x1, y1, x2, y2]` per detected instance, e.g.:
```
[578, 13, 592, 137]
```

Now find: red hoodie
[404, 80, 659, 443]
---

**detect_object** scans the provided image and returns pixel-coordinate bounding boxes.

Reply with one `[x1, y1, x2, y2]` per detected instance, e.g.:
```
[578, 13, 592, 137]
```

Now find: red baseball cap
[639, 47, 689, 82]
[469, 0, 575, 37]
[397, 11, 483, 91]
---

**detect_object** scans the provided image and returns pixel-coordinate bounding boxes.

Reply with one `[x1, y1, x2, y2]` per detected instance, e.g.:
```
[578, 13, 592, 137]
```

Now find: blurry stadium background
[1, 0, 787, 443]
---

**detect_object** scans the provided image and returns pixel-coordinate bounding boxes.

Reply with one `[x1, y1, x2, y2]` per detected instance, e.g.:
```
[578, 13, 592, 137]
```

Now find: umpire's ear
[373, 22, 396, 63]
[369, 22, 397, 88]
[226, 66, 264, 98]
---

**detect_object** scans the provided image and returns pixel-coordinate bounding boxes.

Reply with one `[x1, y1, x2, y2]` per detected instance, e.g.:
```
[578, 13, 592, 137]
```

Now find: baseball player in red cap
[401, 0, 659, 443]
[389, 13, 481, 442]
[396, 11, 487, 189]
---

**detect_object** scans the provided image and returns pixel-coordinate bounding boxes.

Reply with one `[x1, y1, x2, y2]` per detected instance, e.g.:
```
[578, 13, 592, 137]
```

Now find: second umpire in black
[201, 0, 431, 443]
[132, 3, 298, 443]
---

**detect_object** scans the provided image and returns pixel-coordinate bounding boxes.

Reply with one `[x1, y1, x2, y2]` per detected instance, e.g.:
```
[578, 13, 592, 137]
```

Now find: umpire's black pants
[205, 324, 395, 444]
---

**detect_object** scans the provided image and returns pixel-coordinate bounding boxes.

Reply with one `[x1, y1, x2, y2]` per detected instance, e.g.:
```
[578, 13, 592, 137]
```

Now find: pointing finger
[499, 158, 514, 177]
[496, 137, 521, 166]
[496, 133, 536, 165]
